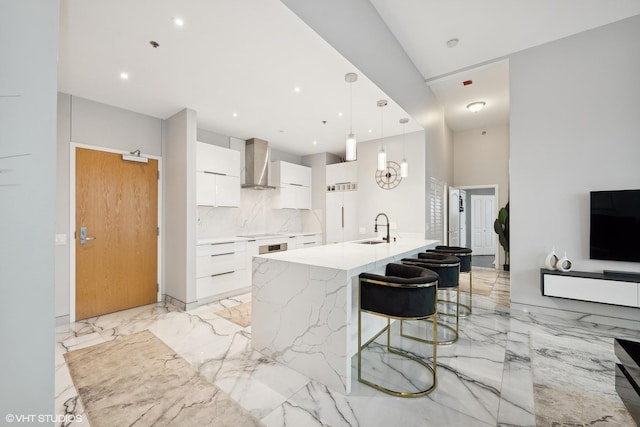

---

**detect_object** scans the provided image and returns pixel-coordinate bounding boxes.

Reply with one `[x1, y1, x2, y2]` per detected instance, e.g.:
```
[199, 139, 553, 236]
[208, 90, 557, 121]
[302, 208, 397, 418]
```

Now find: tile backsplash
[197, 188, 322, 239]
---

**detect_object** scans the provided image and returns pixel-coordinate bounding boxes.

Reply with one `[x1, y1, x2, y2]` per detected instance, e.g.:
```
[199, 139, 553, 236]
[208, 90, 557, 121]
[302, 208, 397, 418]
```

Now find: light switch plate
[55, 234, 67, 245]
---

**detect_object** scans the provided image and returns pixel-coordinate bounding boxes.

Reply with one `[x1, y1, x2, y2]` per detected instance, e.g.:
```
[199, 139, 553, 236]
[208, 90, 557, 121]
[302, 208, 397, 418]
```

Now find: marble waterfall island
[251, 238, 438, 394]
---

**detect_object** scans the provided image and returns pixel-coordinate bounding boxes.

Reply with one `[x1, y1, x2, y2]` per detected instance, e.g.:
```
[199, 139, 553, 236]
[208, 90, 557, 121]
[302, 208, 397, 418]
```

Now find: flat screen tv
[590, 189, 640, 263]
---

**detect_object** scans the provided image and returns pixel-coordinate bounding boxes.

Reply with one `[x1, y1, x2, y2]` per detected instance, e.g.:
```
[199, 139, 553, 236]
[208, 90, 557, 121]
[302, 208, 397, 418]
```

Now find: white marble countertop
[256, 238, 439, 272]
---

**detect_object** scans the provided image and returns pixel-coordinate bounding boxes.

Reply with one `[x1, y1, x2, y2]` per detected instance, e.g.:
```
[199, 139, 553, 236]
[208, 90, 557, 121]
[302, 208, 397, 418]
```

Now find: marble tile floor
[55, 271, 640, 426]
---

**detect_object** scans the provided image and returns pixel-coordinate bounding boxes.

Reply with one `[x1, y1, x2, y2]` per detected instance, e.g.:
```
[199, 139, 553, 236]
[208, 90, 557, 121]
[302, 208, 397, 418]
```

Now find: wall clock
[375, 161, 402, 190]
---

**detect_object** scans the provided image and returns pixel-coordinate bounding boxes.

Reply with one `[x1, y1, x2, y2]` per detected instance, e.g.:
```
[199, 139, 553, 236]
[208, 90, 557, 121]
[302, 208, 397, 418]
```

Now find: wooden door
[471, 195, 496, 256]
[76, 148, 158, 320]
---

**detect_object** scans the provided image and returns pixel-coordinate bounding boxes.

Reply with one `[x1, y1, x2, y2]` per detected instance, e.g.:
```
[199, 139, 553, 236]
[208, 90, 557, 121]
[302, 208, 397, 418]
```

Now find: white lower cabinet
[196, 241, 248, 301]
[296, 234, 321, 249]
[541, 268, 640, 308]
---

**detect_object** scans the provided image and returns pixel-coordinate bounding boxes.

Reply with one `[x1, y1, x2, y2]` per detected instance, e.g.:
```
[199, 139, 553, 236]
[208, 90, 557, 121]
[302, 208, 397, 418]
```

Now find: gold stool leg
[458, 270, 472, 317]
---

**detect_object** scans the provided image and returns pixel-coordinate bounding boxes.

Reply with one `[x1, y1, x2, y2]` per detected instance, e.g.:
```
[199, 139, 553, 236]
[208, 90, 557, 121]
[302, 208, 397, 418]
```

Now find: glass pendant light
[399, 118, 409, 178]
[345, 73, 358, 161]
[377, 99, 387, 171]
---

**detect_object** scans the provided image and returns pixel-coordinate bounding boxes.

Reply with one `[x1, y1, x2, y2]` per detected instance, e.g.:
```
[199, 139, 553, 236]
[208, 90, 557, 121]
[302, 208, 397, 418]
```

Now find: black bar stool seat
[427, 245, 473, 316]
[402, 253, 460, 344]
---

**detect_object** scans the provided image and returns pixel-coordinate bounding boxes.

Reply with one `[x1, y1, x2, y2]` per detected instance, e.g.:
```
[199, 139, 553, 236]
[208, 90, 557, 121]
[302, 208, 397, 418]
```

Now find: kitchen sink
[355, 240, 386, 245]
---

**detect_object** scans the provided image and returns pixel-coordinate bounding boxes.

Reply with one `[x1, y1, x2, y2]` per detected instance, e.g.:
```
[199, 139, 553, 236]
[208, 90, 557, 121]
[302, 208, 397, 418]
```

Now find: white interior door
[448, 188, 460, 246]
[471, 195, 496, 255]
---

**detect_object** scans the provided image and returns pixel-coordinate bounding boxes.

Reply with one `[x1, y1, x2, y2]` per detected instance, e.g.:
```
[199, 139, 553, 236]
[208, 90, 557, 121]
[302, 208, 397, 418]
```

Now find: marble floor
[55, 270, 640, 426]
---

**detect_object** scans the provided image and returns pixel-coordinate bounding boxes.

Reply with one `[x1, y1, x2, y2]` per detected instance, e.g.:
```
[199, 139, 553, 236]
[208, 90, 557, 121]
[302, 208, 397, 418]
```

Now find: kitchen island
[251, 237, 438, 394]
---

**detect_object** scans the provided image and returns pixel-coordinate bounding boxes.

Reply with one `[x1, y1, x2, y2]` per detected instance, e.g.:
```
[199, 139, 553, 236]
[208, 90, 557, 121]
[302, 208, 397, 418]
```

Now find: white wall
[55, 94, 163, 319]
[454, 124, 510, 264]
[0, 0, 58, 417]
[356, 131, 426, 237]
[510, 15, 640, 320]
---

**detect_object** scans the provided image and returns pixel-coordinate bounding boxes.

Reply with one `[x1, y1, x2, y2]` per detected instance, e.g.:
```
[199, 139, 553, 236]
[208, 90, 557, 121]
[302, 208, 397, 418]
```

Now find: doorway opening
[456, 185, 499, 270]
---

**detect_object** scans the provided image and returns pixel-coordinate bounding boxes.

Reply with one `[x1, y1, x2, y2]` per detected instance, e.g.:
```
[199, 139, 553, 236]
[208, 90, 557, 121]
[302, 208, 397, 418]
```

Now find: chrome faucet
[374, 213, 391, 243]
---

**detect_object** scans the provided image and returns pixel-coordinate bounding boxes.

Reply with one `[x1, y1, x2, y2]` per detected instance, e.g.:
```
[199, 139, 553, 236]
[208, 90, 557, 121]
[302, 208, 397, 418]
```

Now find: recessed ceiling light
[446, 38, 459, 48]
[313, 140, 317, 145]
[173, 17, 184, 27]
[120, 72, 129, 80]
[368, 129, 373, 133]
[466, 101, 486, 113]
[337, 112, 343, 117]
[232, 112, 238, 118]
[294, 87, 301, 93]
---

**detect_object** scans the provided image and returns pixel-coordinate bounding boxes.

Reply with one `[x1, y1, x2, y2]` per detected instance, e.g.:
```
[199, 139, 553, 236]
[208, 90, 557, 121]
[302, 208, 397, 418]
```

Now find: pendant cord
[349, 83, 353, 134]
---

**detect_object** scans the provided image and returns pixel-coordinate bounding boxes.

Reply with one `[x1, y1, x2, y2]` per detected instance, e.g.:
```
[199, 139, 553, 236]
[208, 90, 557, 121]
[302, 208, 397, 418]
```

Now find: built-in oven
[258, 242, 288, 254]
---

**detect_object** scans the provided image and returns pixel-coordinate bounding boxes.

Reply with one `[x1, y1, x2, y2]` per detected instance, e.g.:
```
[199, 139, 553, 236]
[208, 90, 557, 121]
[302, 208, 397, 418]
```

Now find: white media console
[541, 268, 640, 308]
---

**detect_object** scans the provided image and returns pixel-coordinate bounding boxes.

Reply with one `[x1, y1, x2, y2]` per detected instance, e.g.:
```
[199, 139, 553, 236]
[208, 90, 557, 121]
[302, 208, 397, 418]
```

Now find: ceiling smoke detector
[446, 38, 459, 48]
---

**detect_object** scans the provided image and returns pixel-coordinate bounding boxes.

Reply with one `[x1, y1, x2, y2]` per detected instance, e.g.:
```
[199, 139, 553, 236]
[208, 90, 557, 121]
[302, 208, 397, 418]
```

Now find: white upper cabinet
[274, 161, 312, 187]
[271, 161, 312, 209]
[196, 142, 240, 177]
[196, 142, 241, 207]
[326, 161, 357, 186]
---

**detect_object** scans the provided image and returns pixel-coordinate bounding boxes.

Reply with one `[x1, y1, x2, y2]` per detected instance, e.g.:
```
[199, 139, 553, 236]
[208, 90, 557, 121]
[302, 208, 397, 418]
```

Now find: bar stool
[402, 253, 460, 345]
[428, 246, 473, 316]
[358, 263, 439, 397]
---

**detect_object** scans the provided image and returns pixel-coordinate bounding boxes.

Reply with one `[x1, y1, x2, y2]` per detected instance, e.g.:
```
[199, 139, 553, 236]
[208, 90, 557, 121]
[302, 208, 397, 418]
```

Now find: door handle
[341, 206, 344, 228]
[79, 226, 96, 245]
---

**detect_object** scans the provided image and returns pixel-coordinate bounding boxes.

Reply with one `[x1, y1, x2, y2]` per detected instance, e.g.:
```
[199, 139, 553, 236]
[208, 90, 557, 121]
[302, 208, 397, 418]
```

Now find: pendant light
[377, 99, 388, 171]
[345, 73, 358, 161]
[399, 118, 409, 178]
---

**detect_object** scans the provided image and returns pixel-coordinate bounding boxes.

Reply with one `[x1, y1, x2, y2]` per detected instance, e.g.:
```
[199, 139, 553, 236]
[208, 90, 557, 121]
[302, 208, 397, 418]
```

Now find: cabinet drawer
[544, 274, 638, 307]
[196, 252, 239, 278]
[301, 234, 320, 246]
[196, 271, 244, 300]
[197, 241, 238, 256]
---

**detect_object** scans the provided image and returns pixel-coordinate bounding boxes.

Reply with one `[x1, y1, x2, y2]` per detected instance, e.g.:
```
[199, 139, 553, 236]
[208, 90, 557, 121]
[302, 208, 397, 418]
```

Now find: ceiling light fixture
[232, 112, 238, 117]
[119, 72, 129, 80]
[173, 17, 184, 27]
[467, 101, 486, 113]
[399, 118, 409, 178]
[294, 86, 301, 93]
[345, 72, 358, 161]
[377, 99, 388, 171]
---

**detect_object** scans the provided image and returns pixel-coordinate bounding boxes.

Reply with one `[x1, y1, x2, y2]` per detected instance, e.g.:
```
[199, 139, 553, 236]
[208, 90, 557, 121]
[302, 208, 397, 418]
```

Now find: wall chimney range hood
[242, 138, 275, 189]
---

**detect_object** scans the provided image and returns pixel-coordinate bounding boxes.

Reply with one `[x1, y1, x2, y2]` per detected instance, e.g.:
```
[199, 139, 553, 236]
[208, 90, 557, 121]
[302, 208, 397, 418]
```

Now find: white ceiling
[371, 0, 640, 132]
[58, 1, 640, 153]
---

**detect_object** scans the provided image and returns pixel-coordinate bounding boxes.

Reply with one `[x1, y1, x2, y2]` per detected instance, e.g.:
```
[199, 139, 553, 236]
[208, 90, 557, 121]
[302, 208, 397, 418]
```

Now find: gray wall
[454, 124, 510, 265]
[0, 0, 58, 418]
[510, 15, 640, 320]
[55, 94, 163, 319]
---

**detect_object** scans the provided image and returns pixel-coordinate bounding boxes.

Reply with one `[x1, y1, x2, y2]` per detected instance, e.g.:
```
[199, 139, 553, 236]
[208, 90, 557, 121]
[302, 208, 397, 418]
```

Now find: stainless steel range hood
[242, 138, 276, 189]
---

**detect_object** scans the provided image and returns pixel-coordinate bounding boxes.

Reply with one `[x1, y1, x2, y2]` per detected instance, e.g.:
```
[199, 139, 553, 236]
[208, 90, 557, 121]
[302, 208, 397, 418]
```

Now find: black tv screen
[590, 189, 640, 262]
